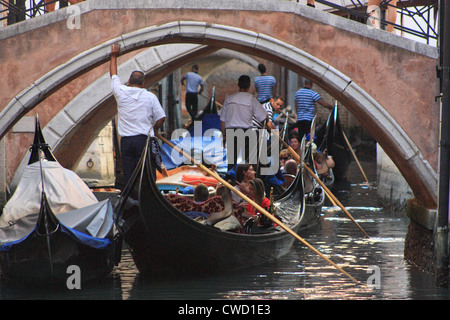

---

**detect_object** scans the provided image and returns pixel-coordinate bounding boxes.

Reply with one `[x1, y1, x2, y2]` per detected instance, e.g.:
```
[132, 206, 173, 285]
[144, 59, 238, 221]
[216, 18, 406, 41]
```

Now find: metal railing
[313, 0, 438, 44]
[0, 0, 64, 25]
[0, 0, 439, 44]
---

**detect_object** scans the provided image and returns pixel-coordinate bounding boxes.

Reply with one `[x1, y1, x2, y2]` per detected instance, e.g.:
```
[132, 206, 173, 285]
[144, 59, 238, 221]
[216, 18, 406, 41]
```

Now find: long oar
[303, 164, 370, 238]
[274, 131, 370, 238]
[333, 101, 369, 184]
[342, 130, 369, 184]
[156, 132, 360, 284]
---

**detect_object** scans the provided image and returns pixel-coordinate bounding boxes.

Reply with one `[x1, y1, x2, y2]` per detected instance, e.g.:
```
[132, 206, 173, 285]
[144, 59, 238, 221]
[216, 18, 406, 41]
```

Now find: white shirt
[111, 75, 166, 137]
[231, 185, 244, 204]
[219, 92, 267, 129]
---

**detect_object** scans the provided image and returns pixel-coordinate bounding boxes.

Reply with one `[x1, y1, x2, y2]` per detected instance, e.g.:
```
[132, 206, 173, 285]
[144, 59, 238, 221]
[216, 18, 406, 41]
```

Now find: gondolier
[110, 43, 166, 184]
[220, 75, 268, 170]
[254, 63, 276, 104]
[182, 64, 204, 121]
[252, 96, 284, 131]
[291, 79, 332, 140]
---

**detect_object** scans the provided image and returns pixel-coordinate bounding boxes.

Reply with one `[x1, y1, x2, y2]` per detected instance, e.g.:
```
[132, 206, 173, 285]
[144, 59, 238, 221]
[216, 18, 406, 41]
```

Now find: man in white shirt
[110, 43, 166, 185]
[220, 75, 268, 170]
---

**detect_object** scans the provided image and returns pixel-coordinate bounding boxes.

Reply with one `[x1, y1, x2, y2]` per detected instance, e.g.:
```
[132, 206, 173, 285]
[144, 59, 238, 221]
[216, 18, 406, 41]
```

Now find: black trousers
[185, 92, 198, 120]
[290, 120, 312, 140]
[121, 134, 157, 185]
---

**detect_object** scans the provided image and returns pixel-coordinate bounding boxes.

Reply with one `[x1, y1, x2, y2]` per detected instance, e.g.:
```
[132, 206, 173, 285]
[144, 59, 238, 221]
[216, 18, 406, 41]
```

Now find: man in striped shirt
[251, 96, 284, 176]
[254, 64, 276, 104]
[252, 96, 284, 130]
[292, 79, 332, 139]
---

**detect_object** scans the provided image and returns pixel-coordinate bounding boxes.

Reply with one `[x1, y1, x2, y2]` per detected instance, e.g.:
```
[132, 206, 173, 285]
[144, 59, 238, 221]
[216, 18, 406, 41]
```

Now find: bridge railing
[311, 0, 438, 45]
[0, 0, 438, 45]
[0, 0, 64, 25]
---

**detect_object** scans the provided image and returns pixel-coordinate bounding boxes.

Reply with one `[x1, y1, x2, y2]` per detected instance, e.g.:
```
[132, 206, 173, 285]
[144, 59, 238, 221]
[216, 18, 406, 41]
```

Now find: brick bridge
[0, 0, 439, 210]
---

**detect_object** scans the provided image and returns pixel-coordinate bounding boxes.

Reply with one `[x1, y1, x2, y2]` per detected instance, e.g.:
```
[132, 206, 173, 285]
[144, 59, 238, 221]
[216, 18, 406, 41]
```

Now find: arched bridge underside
[0, 0, 439, 207]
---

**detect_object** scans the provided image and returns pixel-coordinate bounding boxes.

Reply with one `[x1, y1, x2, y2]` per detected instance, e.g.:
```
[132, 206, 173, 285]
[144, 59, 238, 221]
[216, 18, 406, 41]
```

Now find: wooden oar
[333, 100, 368, 184]
[274, 131, 370, 238]
[155, 132, 360, 284]
[342, 130, 369, 184]
[303, 164, 370, 238]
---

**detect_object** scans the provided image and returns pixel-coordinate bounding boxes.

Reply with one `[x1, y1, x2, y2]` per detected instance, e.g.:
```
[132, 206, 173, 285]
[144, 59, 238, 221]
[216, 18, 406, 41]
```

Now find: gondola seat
[164, 194, 246, 233]
[282, 174, 296, 189]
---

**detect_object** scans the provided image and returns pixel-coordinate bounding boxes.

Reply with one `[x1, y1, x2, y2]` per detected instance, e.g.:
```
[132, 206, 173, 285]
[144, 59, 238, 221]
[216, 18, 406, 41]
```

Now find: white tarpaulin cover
[0, 161, 114, 244]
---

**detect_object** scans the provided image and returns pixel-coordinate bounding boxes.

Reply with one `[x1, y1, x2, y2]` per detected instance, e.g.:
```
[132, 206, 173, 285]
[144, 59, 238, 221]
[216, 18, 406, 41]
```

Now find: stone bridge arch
[11, 44, 262, 188]
[0, 1, 439, 208]
[3, 21, 435, 208]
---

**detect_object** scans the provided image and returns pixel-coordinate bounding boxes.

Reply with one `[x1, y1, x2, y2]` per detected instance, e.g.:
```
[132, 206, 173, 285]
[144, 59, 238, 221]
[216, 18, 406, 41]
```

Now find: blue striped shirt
[252, 101, 273, 129]
[254, 75, 276, 102]
[295, 88, 321, 121]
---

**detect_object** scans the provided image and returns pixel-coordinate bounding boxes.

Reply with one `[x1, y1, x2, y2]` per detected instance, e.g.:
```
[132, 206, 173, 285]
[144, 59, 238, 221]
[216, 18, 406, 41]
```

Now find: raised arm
[110, 43, 121, 77]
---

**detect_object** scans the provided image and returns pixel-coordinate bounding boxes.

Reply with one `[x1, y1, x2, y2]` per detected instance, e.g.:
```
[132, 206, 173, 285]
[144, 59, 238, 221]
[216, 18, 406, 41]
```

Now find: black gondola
[302, 133, 325, 229]
[114, 136, 315, 278]
[315, 103, 352, 181]
[0, 116, 117, 284]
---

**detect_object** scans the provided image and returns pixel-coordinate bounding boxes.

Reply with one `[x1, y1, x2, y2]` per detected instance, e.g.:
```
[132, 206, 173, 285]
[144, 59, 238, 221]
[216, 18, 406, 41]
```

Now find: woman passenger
[246, 178, 270, 216]
[279, 148, 292, 172]
[232, 162, 256, 203]
[289, 135, 301, 161]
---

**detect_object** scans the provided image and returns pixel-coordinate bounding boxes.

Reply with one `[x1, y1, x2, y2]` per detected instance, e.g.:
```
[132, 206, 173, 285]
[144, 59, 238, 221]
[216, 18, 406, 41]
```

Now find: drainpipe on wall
[0, 139, 6, 207]
[436, 0, 450, 288]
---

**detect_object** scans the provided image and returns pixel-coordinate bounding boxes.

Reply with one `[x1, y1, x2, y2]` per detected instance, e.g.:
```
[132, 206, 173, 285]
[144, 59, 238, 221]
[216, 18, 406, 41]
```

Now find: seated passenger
[313, 148, 335, 176]
[245, 178, 279, 231]
[282, 159, 298, 188]
[246, 178, 270, 217]
[289, 135, 301, 159]
[279, 148, 292, 172]
[205, 185, 244, 233]
[284, 159, 298, 176]
[232, 163, 255, 204]
[194, 183, 209, 203]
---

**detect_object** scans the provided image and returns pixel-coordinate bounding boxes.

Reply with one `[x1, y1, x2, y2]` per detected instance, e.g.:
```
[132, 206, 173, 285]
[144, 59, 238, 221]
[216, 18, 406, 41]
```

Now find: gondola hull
[302, 139, 325, 231]
[0, 116, 116, 284]
[116, 142, 314, 278]
[316, 105, 352, 181]
[122, 212, 300, 277]
[0, 225, 113, 283]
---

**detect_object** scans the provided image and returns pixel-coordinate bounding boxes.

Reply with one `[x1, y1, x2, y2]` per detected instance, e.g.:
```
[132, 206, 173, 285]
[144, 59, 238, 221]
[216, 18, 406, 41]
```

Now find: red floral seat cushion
[164, 194, 247, 233]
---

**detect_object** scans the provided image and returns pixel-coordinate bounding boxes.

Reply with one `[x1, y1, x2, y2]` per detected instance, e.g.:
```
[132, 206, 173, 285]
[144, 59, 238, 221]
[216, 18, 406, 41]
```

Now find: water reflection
[104, 201, 446, 300]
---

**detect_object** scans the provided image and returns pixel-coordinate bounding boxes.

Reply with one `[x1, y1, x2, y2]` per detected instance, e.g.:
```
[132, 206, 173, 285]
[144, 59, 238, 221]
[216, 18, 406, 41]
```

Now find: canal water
[1, 161, 449, 300]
